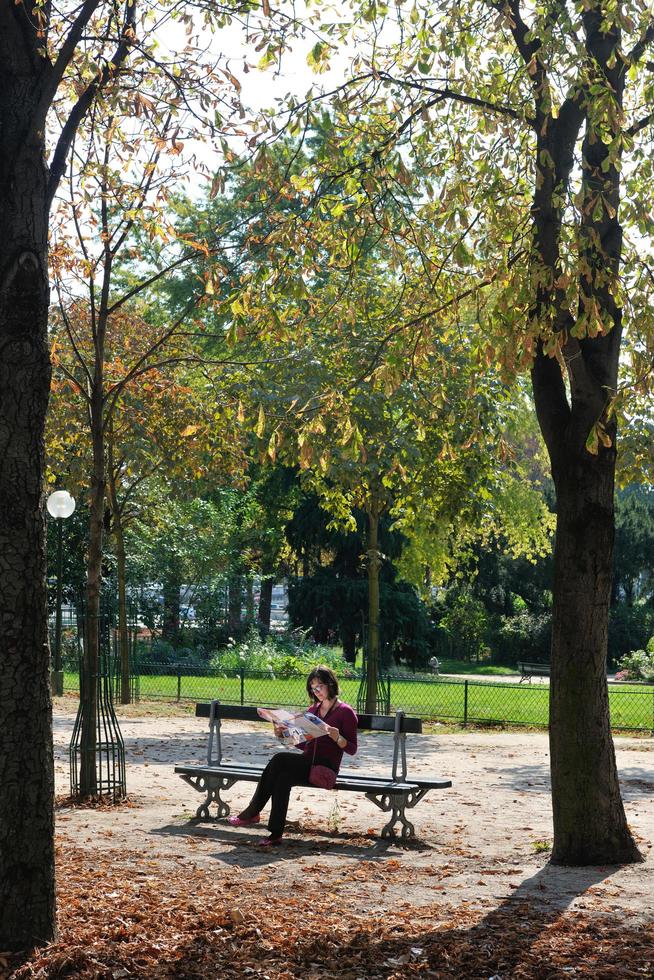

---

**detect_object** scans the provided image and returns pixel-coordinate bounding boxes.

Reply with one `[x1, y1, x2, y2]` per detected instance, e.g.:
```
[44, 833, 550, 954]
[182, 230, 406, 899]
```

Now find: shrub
[616, 646, 654, 682]
[608, 605, 654, 666]
[209, 628, 353, 678]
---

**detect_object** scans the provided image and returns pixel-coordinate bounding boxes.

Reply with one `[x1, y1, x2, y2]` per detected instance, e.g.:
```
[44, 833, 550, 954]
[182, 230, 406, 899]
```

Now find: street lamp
[47, 490, 76, 696]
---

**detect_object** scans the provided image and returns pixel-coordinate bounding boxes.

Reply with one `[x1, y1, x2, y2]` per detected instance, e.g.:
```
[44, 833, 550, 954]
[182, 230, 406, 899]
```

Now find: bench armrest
[392, 710, 408, 782]
[207, 700, 222, 766]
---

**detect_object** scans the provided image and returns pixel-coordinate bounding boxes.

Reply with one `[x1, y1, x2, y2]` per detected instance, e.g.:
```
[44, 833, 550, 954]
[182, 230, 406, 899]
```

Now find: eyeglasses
[310, 681, 327, 692]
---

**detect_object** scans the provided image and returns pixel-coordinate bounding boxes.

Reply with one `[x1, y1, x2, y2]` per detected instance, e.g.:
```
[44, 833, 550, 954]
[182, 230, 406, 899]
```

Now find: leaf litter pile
[4, 846, 653, 979]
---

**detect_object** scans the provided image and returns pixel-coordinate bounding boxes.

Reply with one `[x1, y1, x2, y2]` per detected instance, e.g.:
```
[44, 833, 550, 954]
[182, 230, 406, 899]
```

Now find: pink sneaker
[257, 836, 282, 847]
[227, 814, 261, 827]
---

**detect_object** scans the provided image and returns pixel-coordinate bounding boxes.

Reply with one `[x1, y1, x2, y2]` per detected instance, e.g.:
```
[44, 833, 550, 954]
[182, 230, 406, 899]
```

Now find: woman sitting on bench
[228, 665, 358, 847]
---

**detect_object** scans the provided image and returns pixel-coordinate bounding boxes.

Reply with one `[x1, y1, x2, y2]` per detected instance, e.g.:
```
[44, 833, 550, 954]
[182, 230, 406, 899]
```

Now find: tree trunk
[162, 568, 182, 644]
[245, 576, 255, 624]
[107, 435, 132, 703]
[341, 623, 357, 664]
[549, 461, 641, 864]
[0, 75, 56, 946]
[365, 505, 381, 714]
[258, 577, 273, 637]
[524, 1, 640, 866]
[115, 522, 131, 704]
[107, 432, 131, 703]
[80, 395, 105, 796]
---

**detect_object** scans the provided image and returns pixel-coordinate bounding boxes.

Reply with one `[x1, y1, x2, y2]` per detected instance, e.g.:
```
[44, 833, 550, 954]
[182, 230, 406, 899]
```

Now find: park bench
[175, 700, 451, 840]
[517, 661, 551, 682]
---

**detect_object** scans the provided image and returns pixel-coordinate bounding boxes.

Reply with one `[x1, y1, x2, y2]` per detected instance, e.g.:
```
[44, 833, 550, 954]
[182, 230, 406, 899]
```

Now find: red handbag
[308, 734, 337, 789]
[309, 764, 337, 790]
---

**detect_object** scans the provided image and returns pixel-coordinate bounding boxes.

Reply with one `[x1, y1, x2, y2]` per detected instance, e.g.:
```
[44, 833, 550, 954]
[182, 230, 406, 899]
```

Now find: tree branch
[627, 23, 654, 64]
[33, 0, 102, 136]
[46, 0, 137, 209]
[379, 73, 531, 125]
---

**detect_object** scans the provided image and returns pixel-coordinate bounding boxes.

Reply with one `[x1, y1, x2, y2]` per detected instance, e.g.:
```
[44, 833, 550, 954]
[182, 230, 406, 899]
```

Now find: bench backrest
[194, 701, 422, 732]
[196, 700, 421, 781]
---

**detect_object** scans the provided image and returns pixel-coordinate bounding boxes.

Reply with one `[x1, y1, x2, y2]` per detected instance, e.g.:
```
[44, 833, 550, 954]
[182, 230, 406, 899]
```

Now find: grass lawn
[63, 669, 654, 732]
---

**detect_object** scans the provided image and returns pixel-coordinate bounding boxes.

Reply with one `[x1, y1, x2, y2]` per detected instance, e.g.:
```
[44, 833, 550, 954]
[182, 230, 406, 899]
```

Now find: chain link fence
[61, 664, 654, 732]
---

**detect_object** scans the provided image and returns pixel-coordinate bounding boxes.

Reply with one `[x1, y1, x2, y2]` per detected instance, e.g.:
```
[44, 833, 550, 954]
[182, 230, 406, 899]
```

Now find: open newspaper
[257, 707, 330, 747]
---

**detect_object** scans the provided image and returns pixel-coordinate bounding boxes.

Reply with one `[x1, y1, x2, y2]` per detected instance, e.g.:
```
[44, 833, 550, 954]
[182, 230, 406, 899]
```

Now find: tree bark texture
[0, 49, 56, 946]
[548, 459, 641, 863]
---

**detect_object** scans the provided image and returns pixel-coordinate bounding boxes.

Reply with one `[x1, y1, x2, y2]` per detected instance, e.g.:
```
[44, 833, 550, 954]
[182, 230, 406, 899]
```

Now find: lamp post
[47, 490, 76, 696]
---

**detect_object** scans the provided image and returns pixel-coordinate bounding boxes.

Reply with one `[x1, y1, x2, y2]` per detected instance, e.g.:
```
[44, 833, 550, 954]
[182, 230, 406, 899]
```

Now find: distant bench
[518, 661, 551, 682]
[175, 700, 452, 840]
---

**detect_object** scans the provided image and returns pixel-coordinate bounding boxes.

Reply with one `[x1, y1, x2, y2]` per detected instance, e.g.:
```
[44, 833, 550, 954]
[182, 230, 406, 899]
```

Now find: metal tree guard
[69, 611, 126, 800]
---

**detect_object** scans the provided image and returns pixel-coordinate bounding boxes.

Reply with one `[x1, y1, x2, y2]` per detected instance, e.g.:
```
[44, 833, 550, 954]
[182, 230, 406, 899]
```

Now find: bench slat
[175, 764, 451, 793]
[194, 701, 422, 733]
[175, 764, 427, 794]
[195, 704, 260, 721]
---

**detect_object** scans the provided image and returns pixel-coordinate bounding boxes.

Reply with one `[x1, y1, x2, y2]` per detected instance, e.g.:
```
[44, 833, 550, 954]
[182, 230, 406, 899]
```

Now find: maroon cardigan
[299, 700, 358, 772]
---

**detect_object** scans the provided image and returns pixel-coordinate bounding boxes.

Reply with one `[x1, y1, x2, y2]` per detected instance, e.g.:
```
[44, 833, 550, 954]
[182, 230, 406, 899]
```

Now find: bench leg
[365, 791, 416, 839]
[179, 773, 237, 821]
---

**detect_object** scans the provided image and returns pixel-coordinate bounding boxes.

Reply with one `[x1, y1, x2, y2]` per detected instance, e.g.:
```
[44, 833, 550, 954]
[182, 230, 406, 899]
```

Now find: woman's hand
[325, 725, 340, 742]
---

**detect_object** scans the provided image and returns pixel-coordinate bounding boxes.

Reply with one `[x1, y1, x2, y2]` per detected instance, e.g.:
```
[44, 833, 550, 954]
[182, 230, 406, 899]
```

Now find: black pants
[242, 751, 312, 837]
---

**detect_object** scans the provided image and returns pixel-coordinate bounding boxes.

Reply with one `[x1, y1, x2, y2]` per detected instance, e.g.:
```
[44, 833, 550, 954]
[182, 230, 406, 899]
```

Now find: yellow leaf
[180, 424, 199, 437]
[585, 425, 599, 456]
[256, 404, 266, 438]
[597, 423, 612, 448]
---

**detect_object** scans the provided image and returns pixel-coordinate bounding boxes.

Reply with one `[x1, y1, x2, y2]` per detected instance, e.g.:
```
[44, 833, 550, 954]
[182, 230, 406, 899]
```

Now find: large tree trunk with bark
[0, 60, 56, 947]
[525, 1, 641, 866]
[549, 455, 641, 864]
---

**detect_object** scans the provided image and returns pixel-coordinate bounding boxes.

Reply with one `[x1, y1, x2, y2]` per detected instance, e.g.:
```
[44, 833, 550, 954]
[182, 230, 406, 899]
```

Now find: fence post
[463, 680, 469, 727]
[240, 667, 245, 706]
[387, 672, 391, 713]
[177, 667, 181, 702]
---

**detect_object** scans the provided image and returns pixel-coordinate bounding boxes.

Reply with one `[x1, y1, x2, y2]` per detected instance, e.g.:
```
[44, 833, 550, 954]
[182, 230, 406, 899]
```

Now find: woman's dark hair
[306, 665, 339, 701]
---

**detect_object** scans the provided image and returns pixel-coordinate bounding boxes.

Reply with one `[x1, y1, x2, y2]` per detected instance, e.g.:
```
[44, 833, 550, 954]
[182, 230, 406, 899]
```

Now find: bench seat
[175, 700, 451, 839]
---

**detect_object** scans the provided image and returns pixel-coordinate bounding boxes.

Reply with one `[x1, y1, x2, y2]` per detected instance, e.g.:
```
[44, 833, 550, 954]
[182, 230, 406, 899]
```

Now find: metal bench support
[365, 787, 431, 839]
[179, 771, 238, 820]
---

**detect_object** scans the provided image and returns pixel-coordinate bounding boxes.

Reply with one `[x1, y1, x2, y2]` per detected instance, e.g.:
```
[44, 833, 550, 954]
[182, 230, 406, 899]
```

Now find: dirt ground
[51, 698, 654, 921]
